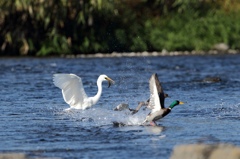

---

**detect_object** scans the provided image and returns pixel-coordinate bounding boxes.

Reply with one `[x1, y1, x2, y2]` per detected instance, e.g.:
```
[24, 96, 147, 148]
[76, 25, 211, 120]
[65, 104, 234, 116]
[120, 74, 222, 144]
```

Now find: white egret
[53, 74, 114, 110]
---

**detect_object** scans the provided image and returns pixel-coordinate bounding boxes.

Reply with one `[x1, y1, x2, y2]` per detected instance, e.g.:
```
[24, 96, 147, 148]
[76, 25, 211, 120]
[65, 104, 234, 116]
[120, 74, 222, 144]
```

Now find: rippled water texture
[0, 55, 240, 158]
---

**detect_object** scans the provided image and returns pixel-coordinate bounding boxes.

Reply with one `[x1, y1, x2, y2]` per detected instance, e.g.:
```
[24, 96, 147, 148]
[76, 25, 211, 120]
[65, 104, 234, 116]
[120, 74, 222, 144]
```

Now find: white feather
[148, 75, 161, 113]
[53, 74, 88, 109]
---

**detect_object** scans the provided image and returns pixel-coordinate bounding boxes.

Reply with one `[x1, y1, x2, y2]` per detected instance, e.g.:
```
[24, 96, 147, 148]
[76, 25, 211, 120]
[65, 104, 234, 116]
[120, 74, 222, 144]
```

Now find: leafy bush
[0, 0, 240, 56]
[146, 9, 240, 51]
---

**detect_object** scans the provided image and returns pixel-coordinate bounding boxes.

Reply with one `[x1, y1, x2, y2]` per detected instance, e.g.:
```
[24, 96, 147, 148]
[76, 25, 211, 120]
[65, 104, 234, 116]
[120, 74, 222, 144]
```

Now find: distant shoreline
[62, 49, 240, 58]
[0, 49, 239, 59]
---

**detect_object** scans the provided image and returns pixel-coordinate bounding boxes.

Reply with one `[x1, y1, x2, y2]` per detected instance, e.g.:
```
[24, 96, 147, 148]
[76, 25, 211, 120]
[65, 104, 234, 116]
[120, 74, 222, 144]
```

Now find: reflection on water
[0, 55, 240, 158]
[145, 126, 164, 135]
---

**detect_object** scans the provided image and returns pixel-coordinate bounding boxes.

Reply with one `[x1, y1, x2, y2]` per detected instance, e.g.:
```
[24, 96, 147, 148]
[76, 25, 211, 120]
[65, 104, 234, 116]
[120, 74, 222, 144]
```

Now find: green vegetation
[0, 0, 240, 56]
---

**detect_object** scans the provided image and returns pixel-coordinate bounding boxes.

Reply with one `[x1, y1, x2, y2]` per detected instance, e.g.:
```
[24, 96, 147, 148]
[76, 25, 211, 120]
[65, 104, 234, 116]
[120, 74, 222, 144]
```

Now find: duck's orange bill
[179, 102, 184, 104]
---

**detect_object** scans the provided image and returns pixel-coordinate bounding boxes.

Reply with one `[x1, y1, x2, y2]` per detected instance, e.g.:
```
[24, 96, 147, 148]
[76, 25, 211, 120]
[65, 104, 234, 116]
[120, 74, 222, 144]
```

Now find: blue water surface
[0, 55, 240, 159]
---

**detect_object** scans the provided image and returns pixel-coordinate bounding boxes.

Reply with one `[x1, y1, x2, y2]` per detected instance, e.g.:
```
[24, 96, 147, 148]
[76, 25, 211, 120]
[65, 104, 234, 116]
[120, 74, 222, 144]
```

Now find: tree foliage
[0, 0, 240, 56]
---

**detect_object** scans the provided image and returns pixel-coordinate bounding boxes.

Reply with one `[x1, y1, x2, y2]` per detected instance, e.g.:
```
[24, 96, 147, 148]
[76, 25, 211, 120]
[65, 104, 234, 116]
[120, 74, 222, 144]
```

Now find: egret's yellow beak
[105, 77, 115, 88]
[179, 101, 184, 104]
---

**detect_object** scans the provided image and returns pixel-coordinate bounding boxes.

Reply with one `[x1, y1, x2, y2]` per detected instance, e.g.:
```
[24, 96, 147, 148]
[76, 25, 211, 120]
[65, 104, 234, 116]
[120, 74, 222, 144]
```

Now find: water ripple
[1, 55, 240, 158]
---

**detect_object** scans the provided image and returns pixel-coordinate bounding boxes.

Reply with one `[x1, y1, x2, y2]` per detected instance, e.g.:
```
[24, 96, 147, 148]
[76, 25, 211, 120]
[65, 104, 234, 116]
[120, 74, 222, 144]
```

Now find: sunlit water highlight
[0, 55, 240, 158]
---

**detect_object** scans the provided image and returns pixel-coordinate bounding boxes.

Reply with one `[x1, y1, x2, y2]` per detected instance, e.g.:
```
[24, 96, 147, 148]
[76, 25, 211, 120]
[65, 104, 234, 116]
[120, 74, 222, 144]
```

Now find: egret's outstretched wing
[148, 74, 161, 113]
[53, 74, 88, 107]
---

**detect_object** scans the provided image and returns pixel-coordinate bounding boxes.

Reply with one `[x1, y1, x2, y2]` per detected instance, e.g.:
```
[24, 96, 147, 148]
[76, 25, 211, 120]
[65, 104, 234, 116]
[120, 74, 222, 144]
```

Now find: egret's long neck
[92, 78, 103, 105]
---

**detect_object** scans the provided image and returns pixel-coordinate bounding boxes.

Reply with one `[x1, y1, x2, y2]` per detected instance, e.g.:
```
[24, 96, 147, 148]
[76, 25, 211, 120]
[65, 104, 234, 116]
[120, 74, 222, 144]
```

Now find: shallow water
[0, 55, 240, 159]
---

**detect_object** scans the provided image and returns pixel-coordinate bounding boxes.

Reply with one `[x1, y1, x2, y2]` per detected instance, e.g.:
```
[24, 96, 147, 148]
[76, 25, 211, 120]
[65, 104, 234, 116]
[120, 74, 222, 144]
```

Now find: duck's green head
[169, 100, 184, 109]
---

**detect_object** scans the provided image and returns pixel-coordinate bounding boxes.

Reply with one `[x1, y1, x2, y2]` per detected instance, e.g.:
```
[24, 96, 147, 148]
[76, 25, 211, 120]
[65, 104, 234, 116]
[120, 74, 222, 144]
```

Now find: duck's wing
[147, 74, 161, 113]
[53, 74, 88, 107]
[153, 73, 165, 108]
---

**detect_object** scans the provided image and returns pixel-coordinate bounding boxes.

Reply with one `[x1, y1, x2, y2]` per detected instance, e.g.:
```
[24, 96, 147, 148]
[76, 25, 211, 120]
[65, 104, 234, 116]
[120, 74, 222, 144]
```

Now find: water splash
[57, 107, 149, 127]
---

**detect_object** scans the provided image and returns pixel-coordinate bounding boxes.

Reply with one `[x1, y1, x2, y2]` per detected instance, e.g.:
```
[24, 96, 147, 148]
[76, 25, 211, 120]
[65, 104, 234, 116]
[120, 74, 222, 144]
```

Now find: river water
[0, 55, 240, 159]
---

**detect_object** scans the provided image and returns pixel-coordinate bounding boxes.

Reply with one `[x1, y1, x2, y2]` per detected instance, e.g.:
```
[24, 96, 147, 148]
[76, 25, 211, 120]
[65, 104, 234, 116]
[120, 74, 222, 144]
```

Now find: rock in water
[0, 153, 27, 159]
[170, 144, 240, 159]
[113, 122, 126, 127]
[0, 152, 62, 159]
[202, 77, 222, 83]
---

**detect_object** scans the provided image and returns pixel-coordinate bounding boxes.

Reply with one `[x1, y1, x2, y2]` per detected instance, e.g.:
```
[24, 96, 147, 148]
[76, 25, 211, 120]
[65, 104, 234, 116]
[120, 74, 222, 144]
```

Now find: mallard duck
[145, 100, 184, 126]
[132, 73, 184, 126]
[53, 74, 114, 110]
[130, 73, 169, 115]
